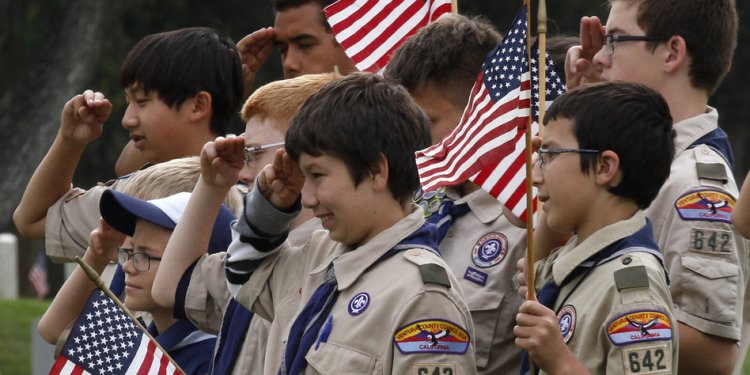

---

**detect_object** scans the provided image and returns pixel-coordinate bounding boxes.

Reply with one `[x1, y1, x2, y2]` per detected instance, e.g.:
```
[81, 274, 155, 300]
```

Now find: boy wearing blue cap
[38, 190, 235, 374]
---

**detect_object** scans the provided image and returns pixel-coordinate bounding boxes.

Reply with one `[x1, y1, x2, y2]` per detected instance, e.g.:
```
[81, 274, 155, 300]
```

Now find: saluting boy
[515, 81, 678, 374]
[172, 73, 476, 374]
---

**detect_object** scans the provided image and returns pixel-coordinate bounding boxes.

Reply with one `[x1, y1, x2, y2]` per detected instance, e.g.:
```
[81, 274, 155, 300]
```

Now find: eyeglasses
[117, 248, 161, 272]
[536, 148, 600, 166]
[604, 34, 667, 56]
[244, 142, 285, 166]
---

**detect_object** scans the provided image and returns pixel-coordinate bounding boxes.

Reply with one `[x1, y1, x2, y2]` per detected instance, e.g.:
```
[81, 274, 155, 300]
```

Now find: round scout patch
[348, 292, 370, 316]
[472, 232, 508, 268]
[557, 305, 576, 343]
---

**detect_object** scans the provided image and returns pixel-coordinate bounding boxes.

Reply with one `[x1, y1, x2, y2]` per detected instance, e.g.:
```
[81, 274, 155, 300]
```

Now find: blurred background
[0, 0, 748, 372]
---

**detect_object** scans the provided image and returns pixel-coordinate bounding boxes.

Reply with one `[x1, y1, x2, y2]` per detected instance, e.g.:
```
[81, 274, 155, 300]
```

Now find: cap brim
[100, 190, 177, 236]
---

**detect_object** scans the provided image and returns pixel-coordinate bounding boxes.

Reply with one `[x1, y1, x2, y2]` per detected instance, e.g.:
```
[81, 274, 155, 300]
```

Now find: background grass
[0, 298, 748, 374]
[0, 298, 51, 375]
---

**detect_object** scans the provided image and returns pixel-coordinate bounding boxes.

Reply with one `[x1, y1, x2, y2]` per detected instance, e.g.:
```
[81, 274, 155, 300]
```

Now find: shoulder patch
[557, 305, 576, 343]
[394, 319, 470, 355]
[674, 188, 735, 223]
[622, 343, 672, 375]
[607, 310, 673, 346]
[696, 162, 728, 183]
[419, 264, 451, 288]
[614, 266, 649, 291]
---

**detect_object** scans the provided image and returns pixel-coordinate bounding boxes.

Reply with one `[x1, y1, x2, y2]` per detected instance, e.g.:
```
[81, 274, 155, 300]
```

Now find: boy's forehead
[542, 117, 577, 145]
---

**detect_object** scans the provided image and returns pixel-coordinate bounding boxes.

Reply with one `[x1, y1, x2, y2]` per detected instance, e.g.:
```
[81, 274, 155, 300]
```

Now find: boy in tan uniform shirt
[515, 82, 678, 374]
[152, 73, 336, 375]
[169, 73, 476, 374]
[566, 1, 749, 372]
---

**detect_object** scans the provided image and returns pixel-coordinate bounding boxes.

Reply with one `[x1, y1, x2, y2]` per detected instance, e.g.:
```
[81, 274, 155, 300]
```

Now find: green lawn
[0, 298, 749, 374]
[0, 298, 51, 375]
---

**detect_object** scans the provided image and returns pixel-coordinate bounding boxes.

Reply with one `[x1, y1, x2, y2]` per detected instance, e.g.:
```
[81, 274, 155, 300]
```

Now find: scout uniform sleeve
[603, 254, 678, 375]
[649, 145, 746, 340]
[390, 254, 476, 374]
[45, 178, 129, 262]
[174, 252, 229, 334]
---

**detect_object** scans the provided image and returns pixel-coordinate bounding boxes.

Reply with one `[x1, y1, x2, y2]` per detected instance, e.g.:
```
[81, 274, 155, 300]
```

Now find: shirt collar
[673, 106, 718, 157]
[551, 210, 646, 284]
[309, 206, 426, 290]
[453, 187, 504, 224]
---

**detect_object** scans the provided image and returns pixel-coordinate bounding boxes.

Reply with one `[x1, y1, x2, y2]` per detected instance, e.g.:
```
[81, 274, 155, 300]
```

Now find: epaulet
[694, 144, 728, 183]
[402, 249, 451, 288]
[614, 264, 649, 291]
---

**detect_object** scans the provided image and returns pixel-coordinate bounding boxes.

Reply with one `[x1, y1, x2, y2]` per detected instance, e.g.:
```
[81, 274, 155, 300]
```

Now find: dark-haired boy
[174, 73, 476, 374]
[515, 81, 677, 374]
[14, 27, 244, 265]
[385, 14, 527, 374]
[566, 1, 748, 372]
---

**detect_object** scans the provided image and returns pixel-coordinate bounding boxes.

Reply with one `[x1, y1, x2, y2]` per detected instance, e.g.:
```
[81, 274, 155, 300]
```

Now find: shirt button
[408, 249, 421, 256]
[622, 256, 632, 265]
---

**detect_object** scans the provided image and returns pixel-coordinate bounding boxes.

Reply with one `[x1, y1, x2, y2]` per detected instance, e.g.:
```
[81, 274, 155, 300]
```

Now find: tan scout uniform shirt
[46, 178, 133, 262]
[182, 218, 320, 375]
[534, 211, 678, 375]
[644, 108, 749, 342]
[438, 187, 526, 374]
[232, 208, 477, 375]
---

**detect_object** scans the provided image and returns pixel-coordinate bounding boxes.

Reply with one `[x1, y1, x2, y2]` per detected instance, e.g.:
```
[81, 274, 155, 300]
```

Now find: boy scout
[171, 73, 476, 374]
[566, 1, 748, 372]
[515, 81, 677, 374]
[385, 15, 527, 374]
[152, 73, 335, 375]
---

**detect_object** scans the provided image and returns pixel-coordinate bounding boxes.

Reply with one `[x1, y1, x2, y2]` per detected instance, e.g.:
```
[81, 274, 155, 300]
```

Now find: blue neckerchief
[280, 221, 439, 375]
[425, 198, 470, 245]
[520, 220, 663, 375]
[210, 299, 254, 374]
[688, 127, 734, 167]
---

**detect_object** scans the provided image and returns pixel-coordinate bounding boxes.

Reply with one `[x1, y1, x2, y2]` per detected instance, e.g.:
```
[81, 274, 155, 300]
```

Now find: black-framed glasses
[244, 142, 285, 166]
[536, 148, 600, 166]
[117, 248, 161, 272]
[604, 34, 667, 56]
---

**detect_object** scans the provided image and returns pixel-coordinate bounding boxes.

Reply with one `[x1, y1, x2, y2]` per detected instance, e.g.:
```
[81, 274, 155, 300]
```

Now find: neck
[660, 78, 709, 124]
[575, 197, 639, 244]
[149, 307, 178, 335]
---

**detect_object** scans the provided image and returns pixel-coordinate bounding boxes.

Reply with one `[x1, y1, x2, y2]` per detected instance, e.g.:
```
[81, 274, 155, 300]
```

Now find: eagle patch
[674, 189, 735, 223]
[607, 310, 673, 346]
[394, 319, 470, 355]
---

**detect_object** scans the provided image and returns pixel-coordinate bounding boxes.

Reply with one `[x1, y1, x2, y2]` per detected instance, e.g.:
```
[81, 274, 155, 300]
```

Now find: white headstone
[0, 233, 18, 299]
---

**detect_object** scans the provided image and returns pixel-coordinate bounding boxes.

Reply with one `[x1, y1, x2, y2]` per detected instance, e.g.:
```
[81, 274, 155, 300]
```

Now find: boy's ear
[369, 154, 389, 191]
[663, 35, 688, 75]
[595, 150, 622, 188]
[189, 91, 213, 123]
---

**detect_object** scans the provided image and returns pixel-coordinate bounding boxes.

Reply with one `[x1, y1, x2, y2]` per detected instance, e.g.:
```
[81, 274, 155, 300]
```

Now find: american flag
[415, 7, 565, 222]
[49, 290, 182, 375]
[28, 251, 49, 299]
[324, 0, 452, 72]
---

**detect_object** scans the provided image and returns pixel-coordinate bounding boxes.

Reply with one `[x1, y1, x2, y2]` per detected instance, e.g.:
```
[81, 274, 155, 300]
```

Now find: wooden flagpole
[523, 0, 537, 303]
[451, 0, 458, 14]
[75, 256, 186, 374]
[537, 0, 548, 138]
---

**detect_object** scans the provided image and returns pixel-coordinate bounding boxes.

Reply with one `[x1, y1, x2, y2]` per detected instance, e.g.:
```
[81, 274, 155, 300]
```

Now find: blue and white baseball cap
[99, 190, 235, 254]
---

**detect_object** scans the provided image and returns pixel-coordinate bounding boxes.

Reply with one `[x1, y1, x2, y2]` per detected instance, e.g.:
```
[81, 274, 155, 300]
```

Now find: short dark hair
[385, 14, 500, 110]
[544, 81, 675, 208]
[612, 0, 737, 94]
[285, 73, 431, 203]
[272, 0, 335, 31]
[120, 27, 243, 136]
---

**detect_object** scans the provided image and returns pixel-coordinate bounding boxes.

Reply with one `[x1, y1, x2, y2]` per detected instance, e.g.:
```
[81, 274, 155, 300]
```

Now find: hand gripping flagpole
[74, 256, 186, 374]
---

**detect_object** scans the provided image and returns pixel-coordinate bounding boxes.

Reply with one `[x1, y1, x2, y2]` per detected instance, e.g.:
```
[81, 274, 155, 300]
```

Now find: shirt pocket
[467, 290, 506, 368]
[306, 341, 377, 375]
[680, 255, 739, 323]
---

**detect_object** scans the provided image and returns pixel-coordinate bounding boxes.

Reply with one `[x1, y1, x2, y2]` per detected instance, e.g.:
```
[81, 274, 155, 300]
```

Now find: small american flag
[28, 251, 49, 299]
[416, 7, 564, 222]
[324, 0, 452, 72]
[49, 290, 182, 375]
